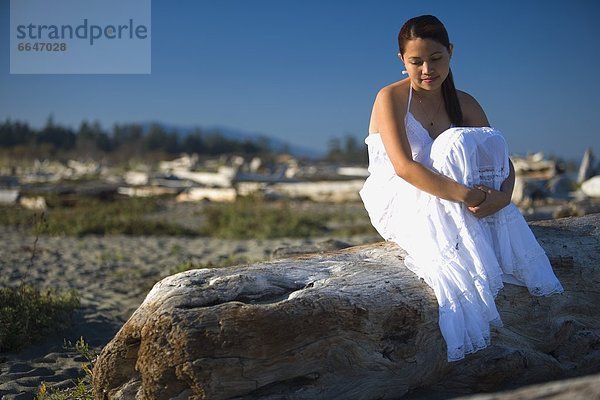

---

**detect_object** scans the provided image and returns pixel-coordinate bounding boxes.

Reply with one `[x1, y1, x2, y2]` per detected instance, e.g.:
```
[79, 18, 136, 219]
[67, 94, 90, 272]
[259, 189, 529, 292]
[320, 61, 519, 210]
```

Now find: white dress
[359, 85, 564, 362]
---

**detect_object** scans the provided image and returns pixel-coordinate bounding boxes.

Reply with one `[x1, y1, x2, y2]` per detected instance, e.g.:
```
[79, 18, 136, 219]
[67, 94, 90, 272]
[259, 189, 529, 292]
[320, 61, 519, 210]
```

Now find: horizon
[0, 114, 592, 164]
[1, 0, 598, 163]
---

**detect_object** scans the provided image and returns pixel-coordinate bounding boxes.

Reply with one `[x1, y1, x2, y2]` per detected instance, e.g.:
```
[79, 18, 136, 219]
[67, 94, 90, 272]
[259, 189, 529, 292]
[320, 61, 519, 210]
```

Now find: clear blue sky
[1, 0, 598, 161]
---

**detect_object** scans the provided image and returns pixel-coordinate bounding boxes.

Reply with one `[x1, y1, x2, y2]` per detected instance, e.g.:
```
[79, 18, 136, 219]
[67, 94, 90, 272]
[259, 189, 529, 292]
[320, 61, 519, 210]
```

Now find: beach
[0, 200, 380, 398]
[1, 192, 598, 398]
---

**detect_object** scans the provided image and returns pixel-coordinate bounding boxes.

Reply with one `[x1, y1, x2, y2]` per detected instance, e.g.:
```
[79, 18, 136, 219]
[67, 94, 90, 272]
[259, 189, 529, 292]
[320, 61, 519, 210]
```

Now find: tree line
[0, 117, 367, 164]
[0, 117, 276, 163]
[326, 134, 368, 164]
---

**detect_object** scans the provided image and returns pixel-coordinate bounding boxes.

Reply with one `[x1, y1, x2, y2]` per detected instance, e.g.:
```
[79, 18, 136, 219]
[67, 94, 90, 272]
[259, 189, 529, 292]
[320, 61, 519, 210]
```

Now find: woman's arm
[376, 86, 485, 206]
[501, 159, 515, 198]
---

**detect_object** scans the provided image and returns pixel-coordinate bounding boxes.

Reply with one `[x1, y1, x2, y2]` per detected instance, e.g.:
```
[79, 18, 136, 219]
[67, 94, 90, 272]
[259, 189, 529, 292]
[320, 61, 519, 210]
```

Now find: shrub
[0, 284, 80, 352]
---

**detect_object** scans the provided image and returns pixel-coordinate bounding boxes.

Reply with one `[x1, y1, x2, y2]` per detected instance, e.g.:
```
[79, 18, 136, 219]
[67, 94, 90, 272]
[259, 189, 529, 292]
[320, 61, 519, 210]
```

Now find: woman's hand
[467, 184, 511, 218]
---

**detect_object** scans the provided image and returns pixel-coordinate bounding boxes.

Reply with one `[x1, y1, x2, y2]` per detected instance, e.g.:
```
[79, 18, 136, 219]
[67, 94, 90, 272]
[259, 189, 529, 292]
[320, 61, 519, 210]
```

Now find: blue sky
[1, 0, 599, 161]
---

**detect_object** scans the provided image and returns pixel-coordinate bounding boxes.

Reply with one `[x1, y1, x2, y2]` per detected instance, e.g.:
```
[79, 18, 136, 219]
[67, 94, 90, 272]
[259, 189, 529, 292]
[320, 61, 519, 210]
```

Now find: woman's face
[401, 38, 452, 91]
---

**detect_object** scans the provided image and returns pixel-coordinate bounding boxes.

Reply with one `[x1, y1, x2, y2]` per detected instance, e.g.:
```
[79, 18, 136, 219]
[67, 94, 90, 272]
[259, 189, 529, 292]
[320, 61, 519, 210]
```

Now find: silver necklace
[414, 91, 444, 127]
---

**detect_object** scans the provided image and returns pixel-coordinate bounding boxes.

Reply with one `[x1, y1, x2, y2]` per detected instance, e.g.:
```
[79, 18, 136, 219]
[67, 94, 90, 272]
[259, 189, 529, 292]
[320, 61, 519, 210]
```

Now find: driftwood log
[93, 214, 600, 399]
[453, 372, 600, 400]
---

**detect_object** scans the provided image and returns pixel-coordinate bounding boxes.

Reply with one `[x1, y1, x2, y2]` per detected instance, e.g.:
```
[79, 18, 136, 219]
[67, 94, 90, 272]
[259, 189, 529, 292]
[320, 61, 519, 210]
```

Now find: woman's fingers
[476, 184, 493, 193]
[468, 205, 491, 218]
[467, 186, 510, 218]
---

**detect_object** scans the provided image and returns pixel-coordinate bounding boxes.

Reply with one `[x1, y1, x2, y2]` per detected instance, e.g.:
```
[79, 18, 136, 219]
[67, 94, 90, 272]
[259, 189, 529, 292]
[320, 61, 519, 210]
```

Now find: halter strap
[407, 84, 413, 114]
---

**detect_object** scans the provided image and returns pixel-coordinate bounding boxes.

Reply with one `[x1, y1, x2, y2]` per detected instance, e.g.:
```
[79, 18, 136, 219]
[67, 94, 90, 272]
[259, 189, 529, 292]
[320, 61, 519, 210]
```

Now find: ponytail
[442, 68, 463, 126]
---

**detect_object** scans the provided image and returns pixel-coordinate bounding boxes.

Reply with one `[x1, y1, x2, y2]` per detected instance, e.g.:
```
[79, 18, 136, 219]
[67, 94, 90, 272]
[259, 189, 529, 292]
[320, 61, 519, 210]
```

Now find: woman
[359, 15, 563, 362]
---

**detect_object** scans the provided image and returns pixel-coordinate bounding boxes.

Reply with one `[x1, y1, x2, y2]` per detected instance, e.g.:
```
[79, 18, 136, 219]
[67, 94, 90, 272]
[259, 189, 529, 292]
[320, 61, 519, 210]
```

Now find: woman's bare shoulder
[369, 79, 410, 134]
[373, 79, 410, 108]
[457, 89, 490, 127]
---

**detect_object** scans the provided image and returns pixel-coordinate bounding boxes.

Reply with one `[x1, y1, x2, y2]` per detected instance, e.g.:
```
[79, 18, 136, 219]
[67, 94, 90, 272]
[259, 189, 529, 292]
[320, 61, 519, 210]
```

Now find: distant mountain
[140, 121, 324, 159]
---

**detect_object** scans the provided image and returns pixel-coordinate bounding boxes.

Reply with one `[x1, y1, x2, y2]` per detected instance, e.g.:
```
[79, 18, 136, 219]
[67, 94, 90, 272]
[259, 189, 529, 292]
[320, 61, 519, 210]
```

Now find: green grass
[0, 284, 80, 353]
[0, 195, 198, 236]
[35, 337, 96, 400]
[319, 204, 379, 237]
[198, 195, 329, 239]
[0, 192, 377, 239]
[36, 379, 92, 400]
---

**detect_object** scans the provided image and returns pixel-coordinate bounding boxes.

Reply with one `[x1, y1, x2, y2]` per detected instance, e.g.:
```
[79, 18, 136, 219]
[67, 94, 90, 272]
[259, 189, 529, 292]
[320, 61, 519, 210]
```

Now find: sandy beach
[1, 193, 598, 398]
[0, 209, 380, 398]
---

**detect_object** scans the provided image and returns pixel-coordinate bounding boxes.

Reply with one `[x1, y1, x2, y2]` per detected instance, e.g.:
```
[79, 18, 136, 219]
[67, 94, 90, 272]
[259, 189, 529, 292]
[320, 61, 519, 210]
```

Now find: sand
[0, 220, 380, 398]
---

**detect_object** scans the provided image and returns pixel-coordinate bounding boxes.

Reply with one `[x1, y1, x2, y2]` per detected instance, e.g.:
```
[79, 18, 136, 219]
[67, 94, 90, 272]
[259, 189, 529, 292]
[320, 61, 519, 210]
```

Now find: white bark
[93, 214, 600, 400]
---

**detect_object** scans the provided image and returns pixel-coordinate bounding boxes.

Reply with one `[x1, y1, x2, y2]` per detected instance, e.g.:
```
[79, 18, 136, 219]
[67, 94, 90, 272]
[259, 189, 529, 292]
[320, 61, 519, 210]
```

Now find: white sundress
[359, 85, 564, 362]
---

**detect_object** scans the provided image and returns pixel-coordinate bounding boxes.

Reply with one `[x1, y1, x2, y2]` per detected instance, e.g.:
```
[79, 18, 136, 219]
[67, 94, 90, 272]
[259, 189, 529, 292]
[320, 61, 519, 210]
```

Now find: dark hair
[398, 15, 463, 126]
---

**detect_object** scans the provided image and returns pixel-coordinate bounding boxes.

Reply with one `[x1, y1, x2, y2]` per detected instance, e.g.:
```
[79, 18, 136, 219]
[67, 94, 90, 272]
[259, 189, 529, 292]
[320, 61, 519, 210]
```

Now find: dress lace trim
[361, 123, 564, 362]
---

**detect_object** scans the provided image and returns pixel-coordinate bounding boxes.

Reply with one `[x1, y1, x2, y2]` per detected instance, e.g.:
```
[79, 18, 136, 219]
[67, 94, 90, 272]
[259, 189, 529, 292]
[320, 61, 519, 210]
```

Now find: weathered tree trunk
[93, 214, 600, 400]
[453, 372, 600, 400]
